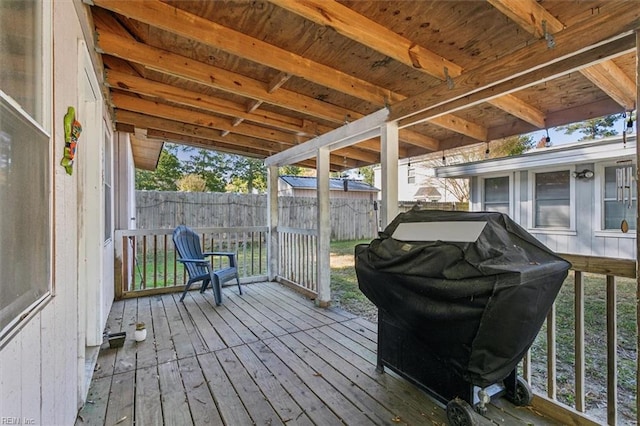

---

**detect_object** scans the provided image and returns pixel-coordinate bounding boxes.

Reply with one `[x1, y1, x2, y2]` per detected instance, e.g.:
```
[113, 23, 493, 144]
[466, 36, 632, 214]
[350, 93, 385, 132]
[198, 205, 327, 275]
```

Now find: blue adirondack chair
[172, 225, 242, 305]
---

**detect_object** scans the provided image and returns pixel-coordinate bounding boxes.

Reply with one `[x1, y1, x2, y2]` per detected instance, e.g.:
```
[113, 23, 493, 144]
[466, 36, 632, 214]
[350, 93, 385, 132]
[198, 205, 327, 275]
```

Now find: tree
[176, 174, 207, 192]
[183, 148, 228, 192]
[490, 135, 535, 157]
[356, 166, 375, 186]
[279, 165, 303, 176]
[226, 156, 267, 193]
[135, 145, 183, 191]
[556, 114, 621, 141]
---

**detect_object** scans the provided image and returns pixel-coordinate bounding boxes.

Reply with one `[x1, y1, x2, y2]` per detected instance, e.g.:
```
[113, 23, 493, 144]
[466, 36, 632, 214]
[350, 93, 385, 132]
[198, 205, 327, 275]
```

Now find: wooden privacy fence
[135, 191, 464, 240]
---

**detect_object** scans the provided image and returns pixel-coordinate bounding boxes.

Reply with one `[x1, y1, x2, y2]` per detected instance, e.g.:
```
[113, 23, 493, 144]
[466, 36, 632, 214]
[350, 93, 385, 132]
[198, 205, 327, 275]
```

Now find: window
[0, 0, 51, 339]
[534, 170, 570, 228]
[483, 176, 509, 214]
[603, 164, 636, 231]
[407, 166, 415, 184]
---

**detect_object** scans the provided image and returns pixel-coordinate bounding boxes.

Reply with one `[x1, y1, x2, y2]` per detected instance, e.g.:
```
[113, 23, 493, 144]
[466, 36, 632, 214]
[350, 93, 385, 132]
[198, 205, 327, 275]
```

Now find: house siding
[0, 2, 119, 424]
[453, 144, 637, 260]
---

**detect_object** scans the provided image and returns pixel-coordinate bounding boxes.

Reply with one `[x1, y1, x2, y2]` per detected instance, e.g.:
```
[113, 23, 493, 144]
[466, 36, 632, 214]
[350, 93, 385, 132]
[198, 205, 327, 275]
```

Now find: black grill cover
[356, 209, 570, 387]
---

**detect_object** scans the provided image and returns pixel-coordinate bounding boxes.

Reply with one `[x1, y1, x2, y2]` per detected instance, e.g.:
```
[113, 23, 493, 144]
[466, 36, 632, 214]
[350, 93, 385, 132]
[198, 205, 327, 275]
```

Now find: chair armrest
[203, 251, 235, 257]
[203, 252, 237, 267]
[177, 258, 210, 266]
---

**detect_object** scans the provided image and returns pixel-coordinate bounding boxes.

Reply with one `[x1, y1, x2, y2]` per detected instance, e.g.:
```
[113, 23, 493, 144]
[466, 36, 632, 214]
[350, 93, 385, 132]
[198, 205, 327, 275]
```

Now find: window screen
[484, 176, 509, 214]
[535, 170, 570, 228]
[0, 95, 50, 336]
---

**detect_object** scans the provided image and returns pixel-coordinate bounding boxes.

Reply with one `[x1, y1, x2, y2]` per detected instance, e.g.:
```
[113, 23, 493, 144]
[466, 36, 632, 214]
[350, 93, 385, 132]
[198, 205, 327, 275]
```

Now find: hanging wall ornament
[60, 106, 82, 175]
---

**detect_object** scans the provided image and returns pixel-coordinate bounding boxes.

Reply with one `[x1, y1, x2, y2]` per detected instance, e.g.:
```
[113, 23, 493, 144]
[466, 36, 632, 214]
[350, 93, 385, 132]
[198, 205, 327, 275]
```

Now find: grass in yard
[330, 239, 377, 321]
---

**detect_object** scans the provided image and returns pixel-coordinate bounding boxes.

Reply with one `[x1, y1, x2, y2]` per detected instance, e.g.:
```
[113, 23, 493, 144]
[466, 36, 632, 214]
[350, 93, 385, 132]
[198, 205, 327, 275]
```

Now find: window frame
[528, 167, 576, 234]
[594, 160, 637, 238]
[0, 0, 53, 345]
[480, 173, 512, 216]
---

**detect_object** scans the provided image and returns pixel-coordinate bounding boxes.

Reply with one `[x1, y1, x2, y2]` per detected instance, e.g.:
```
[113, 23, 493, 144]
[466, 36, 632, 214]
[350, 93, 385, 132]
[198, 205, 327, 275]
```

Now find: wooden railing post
[316, 147, 331, 307]
[267, 165, 279, 281]
[606, 275, 617, 425]
[574, 270, 585, 412]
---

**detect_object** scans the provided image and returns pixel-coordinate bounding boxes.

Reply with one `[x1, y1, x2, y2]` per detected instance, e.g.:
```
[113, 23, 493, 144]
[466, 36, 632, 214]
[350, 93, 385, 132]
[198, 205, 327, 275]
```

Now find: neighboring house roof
[435, 134, 637, 178]
[279, 175, 379, 192]
[414, 186, 441, 199]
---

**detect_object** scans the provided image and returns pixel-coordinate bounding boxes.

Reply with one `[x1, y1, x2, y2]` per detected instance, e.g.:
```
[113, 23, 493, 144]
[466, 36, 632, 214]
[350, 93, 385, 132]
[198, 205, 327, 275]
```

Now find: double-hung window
[483, 176, 510, 214]
[0, 0, 52, 339]
[533, 170, 571, 229]
[603, 164, 636, 231]
[407, 166, 415, 184]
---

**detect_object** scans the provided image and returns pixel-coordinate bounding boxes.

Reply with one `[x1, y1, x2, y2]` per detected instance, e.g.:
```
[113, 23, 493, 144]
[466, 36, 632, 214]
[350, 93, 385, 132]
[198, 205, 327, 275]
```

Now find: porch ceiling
[87, 1, 639, 171]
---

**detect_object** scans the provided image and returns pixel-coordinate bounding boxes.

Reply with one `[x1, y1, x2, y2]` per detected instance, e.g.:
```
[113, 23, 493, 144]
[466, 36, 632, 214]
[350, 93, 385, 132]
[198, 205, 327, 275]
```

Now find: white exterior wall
[0, 2, 120, 424]
[470, 160, 636, 260]
[374, 162, 420, 201]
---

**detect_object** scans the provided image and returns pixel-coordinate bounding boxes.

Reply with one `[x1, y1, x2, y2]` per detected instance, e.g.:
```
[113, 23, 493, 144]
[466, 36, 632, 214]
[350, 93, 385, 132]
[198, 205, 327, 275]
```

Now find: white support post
[380, 121, 399, 228]
[267, 165, 279, 281]
[316, 147, 331, 307]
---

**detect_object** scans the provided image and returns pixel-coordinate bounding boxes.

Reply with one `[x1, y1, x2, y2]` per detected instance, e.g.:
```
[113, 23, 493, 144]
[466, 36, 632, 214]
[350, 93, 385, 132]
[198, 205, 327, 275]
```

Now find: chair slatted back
[173, 225, 208, 279]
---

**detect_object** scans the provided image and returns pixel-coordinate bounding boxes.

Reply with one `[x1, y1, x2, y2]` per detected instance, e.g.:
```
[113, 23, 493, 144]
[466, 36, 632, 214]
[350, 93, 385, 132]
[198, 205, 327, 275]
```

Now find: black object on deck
[355, 209, 570, 424]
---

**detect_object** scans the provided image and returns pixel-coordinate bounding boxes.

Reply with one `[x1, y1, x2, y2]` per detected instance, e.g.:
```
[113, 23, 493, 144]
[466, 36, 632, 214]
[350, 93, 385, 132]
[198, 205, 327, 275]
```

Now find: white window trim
[479, 173, 513, 217]
[527, 167, 576, 234]
[594, 160, 636, 238]
[0, 0, 54, 346]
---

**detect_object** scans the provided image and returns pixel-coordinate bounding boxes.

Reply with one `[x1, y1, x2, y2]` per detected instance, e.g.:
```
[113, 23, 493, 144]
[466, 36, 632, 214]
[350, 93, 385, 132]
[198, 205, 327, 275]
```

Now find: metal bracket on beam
[444, 67, 454, 89]
[542, 21, 556, 49]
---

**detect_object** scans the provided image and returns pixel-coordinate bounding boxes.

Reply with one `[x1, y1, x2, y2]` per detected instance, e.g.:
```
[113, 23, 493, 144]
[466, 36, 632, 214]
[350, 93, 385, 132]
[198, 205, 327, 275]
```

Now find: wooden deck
[76, 282, 560, 426]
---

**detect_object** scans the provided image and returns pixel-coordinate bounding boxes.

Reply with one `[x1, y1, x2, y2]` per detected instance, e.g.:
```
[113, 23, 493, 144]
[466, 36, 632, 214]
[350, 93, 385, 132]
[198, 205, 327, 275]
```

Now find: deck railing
[113, 229, 636, 424]
[276, 226, 318, 298]
[115, 227, 268, 298]
[526, 253, 637, 425]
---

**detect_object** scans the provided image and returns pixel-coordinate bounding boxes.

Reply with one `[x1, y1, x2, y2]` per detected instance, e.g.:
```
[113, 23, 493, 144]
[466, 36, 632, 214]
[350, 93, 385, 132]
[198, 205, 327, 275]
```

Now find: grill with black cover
[355, 209, 571, 424]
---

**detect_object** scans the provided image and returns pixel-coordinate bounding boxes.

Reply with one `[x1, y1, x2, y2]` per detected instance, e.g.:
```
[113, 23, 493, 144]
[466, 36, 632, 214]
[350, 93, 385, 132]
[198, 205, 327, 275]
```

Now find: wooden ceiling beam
[146, 129, 272, 158]
[399, 35, 635, 128]
[96, 30, 437, 152]
[226, 72, 292, 135]
[268, 0, 544, 136]
[486, 95, 546, 129]
[115, 109, 287, 153]
[268, 0, 462, 81]
[115, 109, 376, 165]
[391, 2, 640, 123]
[93, 0, 400, 105]
[145, 129, 321, 169]
[111, 92, 303, 145]
[575, 61, 636, 111]
[105, 70, 404, 155]
[93, 1, 471, 144]
[488, 0, 637, 111]
[428, 115, 488, 142]
[96, 30, 355, 123]
[105, 70, 306, 134]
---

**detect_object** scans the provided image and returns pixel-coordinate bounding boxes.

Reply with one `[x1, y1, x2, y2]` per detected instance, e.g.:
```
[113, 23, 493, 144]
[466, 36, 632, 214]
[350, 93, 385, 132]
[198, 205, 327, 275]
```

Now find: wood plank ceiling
[87, 0, 639, 171]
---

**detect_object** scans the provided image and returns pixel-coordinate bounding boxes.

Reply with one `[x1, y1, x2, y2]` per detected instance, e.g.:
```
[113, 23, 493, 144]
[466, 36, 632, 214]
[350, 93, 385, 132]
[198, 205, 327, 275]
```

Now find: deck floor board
[77, 281, 562, 426]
